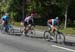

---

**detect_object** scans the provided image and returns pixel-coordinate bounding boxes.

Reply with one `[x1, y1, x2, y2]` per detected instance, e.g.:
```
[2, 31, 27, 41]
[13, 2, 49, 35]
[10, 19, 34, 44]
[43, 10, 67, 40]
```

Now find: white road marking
[52, 45, 75, 52]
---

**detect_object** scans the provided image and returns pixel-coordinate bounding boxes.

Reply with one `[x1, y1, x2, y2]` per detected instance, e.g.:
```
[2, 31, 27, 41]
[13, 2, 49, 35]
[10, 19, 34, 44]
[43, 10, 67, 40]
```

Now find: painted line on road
[52, 45, 75, 52]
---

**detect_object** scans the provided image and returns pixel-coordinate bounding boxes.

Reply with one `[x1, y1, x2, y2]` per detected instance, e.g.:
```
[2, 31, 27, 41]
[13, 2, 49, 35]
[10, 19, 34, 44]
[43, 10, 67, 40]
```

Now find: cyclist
[21, 13, 35, 34]
[47, 16, 59, 33]
[1, 13, 10, 32]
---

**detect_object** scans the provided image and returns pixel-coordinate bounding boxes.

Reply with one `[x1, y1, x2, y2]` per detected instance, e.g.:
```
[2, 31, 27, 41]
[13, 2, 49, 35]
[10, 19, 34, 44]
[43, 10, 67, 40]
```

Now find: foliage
[0, 0, 69, 18]
[0, 0, 75, 27]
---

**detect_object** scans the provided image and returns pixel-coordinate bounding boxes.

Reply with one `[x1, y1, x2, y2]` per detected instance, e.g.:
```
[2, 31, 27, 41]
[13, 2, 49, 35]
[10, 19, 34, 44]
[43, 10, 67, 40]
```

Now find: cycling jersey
[48, 19, 58, 26]
[47, 18, 59, 32]
[24, 16, 33, 24]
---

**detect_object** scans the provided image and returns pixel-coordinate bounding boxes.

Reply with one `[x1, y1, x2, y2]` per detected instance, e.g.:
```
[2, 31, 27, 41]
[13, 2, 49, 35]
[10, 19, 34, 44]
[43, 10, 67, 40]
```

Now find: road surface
[0, 30, 75, 52]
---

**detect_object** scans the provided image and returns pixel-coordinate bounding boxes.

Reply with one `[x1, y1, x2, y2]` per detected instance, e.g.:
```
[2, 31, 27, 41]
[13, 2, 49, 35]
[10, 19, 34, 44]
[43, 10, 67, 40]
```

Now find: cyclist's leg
[52, 19, 56, 33]
[47, 22, 54, 39]
[52, 25, 56, 33]
[55, 25, 58, 31]
[5, 21, 9, 32]
[28, 24, 31, 29]
[24, 22, 28, 33]
[1, 20, 5, 26]
[47, 22, 51, 31]
[28, 19, 33, 30]
[24, 22, 26, 32]
[2, 20, 7, 32]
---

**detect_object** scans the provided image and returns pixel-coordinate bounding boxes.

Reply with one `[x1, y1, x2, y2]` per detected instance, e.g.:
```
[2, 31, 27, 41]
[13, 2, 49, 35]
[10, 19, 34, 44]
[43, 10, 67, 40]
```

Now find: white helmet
[56, 16, 58, 19]
[5, 13, 9, 16]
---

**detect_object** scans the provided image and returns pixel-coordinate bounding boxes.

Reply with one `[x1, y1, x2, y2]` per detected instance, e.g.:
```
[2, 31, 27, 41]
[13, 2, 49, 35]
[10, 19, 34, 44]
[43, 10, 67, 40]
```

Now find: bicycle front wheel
[27, 29, 36, 37]
[56, 32, 65, 43]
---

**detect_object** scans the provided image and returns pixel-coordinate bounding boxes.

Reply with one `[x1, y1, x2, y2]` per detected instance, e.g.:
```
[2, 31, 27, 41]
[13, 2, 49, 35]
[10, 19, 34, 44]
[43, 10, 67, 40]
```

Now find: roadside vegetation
[13, 22, 75, 35]
[0, 0, 75, 35]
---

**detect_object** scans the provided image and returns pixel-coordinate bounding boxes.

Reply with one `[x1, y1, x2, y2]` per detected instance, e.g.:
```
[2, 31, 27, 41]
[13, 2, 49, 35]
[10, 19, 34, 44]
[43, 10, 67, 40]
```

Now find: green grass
[11, 22, 20, 27]
[60, 28, 75, 34]
[35, 25, 48, 30]
[36, 26, 75, 35]
[13, 22, 75, 35]
[35, 26, 75, 34]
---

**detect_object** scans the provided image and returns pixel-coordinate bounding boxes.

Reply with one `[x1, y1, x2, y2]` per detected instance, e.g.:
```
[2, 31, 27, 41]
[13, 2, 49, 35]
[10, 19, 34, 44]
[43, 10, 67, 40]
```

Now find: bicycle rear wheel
[43, 31, 52, 41]
[27, 29, 36, 37]
[56, 32, 65, 43]
[1, 26, 6, 34]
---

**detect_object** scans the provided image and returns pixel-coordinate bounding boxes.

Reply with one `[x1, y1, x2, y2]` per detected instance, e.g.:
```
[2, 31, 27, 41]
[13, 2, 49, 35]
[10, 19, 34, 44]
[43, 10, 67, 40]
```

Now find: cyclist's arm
[1, 16, 5, 24]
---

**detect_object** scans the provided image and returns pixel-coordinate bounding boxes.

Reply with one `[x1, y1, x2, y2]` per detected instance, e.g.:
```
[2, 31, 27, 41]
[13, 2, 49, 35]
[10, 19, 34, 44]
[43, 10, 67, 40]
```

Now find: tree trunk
[64, 0, 69, 28]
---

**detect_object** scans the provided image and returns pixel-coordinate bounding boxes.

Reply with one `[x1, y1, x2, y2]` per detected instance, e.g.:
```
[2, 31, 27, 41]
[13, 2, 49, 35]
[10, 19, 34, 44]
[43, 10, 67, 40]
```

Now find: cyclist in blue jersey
[1, 13, 10, 32]
[1, 13, 9, 26]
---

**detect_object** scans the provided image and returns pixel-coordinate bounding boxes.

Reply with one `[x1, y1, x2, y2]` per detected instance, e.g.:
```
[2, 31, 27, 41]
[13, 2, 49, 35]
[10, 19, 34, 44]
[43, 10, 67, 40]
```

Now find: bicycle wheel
[8, 28, 14, 35]
[27, 28, 36, 37]
[0, 24, 2, 30]
[43, 31, 52, 41]
[7, 25, 14, 35]
[1, 26, 6, 34]
[56, 31, 65, 43]
[20, 27, 24, 36]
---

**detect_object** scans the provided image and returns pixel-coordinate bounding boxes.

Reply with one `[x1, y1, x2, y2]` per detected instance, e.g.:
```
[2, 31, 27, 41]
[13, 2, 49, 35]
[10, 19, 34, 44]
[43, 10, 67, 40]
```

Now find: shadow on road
[9, 34, 22, 36]
[7, 33, 75, 47]
[27, 36, 44, 39]
[64, 41, 75, 46]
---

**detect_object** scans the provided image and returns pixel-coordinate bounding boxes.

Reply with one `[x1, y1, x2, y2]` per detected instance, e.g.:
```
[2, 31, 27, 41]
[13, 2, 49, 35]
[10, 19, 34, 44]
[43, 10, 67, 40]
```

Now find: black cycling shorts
[24, 22, 28, 27]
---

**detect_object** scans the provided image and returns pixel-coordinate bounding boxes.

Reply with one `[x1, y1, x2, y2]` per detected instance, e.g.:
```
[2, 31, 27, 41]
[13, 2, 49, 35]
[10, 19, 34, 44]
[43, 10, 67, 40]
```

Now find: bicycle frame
[25, 24, 34, 32]
[3, 24, 12, 32]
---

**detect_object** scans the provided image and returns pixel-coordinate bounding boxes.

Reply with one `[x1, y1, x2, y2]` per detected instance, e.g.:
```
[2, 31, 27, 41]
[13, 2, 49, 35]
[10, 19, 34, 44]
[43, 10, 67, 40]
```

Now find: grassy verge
[36, 26, 75, 35]
[11, 22, 21, 27]
[60, 28, 75, 34]
[13, 22, 75, 35]
[36, 26, 75, 34]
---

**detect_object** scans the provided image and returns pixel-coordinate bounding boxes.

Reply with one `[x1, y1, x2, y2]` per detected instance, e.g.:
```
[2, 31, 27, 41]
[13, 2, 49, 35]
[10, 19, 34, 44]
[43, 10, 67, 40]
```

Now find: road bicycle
[43, 27, 65, 43]
[20, 24, 36, 37]
[0, 24, 14, 35]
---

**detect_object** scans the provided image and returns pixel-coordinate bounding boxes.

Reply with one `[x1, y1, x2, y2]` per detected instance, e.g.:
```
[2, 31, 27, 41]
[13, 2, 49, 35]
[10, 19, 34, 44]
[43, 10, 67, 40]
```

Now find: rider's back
[48, 19, 58, 25]
[2, 15, 9, 21]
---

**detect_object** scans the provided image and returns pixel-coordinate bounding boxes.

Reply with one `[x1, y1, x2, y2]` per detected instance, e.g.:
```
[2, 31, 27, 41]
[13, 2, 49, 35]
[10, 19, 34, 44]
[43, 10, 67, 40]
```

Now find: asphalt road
[0, 30, 75, 52]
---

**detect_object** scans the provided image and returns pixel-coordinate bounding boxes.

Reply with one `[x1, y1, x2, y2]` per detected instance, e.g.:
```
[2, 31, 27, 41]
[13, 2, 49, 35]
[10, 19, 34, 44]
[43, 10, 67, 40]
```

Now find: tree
[0, 0, 74, 27]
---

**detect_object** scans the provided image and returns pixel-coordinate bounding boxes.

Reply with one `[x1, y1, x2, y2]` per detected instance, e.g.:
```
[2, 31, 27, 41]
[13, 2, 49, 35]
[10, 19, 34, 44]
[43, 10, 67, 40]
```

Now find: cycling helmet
[56, 16, 58, 19]
[5, 13, 9, 16]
